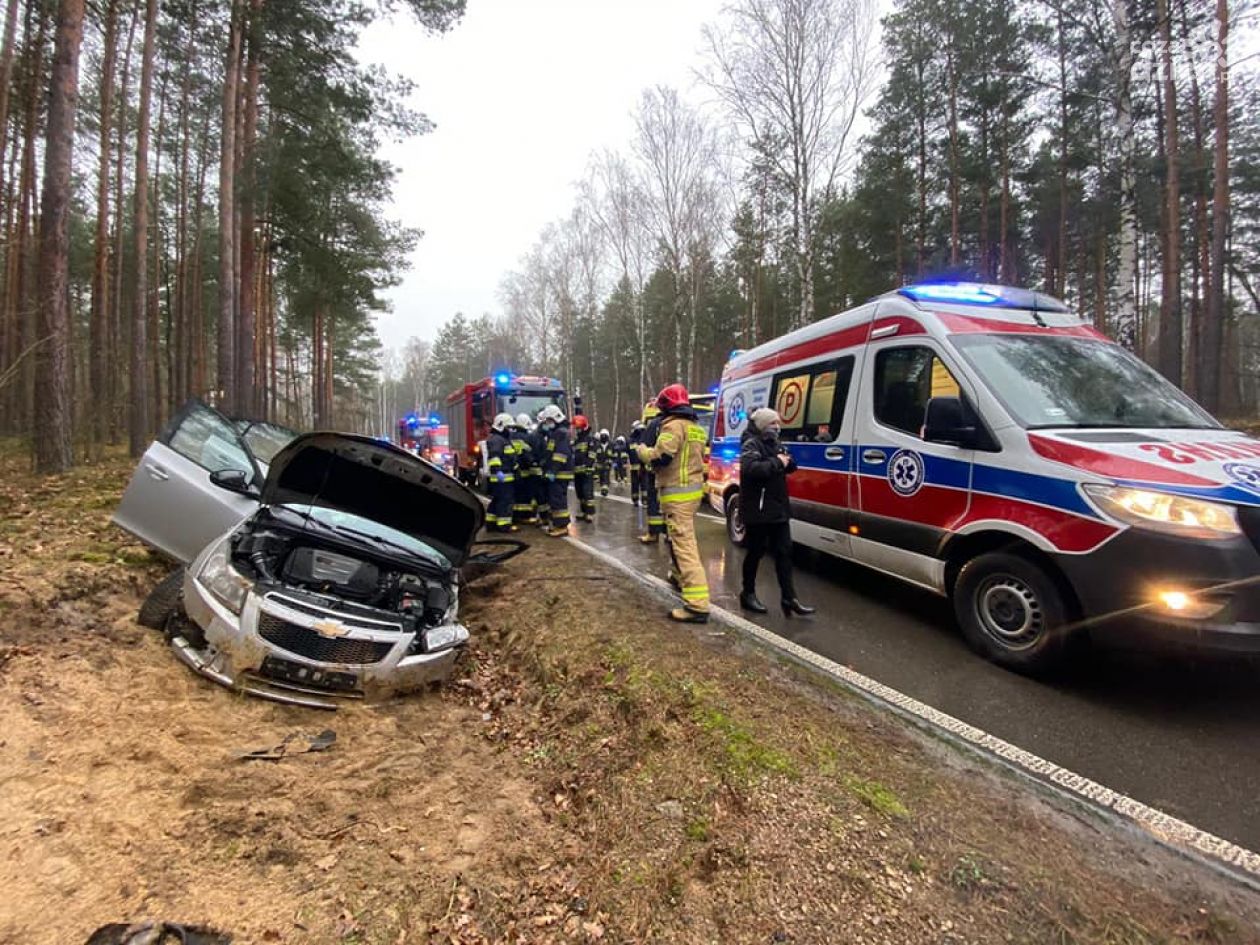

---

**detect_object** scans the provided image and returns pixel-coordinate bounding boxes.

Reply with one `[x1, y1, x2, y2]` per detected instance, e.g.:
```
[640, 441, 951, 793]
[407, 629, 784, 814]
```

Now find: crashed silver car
[114, 400, 521, 709]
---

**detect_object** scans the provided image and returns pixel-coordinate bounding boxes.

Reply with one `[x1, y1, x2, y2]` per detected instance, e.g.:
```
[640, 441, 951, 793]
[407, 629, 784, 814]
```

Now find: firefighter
[511, 413, 538, 525]
[639, 402, 666, 544]
[627, 420, 646, 505]
[611, 435, 629, 484]
[572, 415, 597, 522]
[537, 404, 573, 537]
[635, 383, 710, 623]
[485, 413, 519, 533]
[528, 412, 551, 528]
[595, 429, 612, 496]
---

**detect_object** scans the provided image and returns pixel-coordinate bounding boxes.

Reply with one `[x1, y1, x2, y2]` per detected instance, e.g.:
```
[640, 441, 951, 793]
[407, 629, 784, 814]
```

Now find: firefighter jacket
[593, 439, 611, 470]
[510, 429, 535, 474]
[611, 442, 629, 466]
[635, 408, 707, 505]
[573, 431, 593, 474]
[486, 430, 518, 482]
[539, 423, 574, 480]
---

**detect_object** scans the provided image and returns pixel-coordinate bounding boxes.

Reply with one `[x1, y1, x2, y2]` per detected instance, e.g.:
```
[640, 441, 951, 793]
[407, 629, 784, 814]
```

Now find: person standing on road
[639, 403, 667, 544]
[611, 435, 629, 484]
[528, 413, 551, 529]
[738, 407, 814, 616]
[572, 415, 597, 522]
[636, 384, 710, 623]
[628, 420, 646, 505]
[537, 405, 574, 537]
[511, 413, 538, 526]
[485, 413, 520, 533]
[595, 429, 612, 496]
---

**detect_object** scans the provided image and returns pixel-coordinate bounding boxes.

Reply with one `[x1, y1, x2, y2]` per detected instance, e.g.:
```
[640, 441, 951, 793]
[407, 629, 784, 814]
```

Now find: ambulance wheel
[725, 492, 747, 547]
[953, 552, 1072, 673]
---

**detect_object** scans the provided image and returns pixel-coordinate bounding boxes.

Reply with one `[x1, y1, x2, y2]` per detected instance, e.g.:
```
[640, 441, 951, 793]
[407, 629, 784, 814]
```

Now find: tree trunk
[109, 5, 138, 443]
[1055, 0, 1069, 295]
[88, 0, 117, 459]
[128, 0, 156, 458]
[32, 0, 84, 473]
[1112, 0, 1139, 349]
[150, 56, 168, 432]
[217, 0, 243, 411]
[1202, 0, 1228, 413]
[1156, 0, 1183, 385]
[237, 0, 262, 415]
[15, 4, 47, 437]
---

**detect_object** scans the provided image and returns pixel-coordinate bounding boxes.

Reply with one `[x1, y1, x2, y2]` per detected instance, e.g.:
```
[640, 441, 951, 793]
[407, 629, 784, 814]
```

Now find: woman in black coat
[739, 408, 815, 616]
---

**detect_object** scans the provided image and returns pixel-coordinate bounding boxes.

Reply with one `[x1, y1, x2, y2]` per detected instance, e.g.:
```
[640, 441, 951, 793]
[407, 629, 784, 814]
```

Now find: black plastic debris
[234, 728, 336, 762]
[85, 922, 231, 944]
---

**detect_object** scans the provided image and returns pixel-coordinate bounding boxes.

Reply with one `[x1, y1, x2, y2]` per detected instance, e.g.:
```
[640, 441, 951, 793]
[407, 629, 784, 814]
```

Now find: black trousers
[742, 520, 795, 600]
[630, 467, 642, 502]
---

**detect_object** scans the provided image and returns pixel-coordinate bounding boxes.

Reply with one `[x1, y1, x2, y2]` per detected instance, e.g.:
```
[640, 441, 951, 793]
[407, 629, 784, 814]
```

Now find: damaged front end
[150, 432, 523, 709]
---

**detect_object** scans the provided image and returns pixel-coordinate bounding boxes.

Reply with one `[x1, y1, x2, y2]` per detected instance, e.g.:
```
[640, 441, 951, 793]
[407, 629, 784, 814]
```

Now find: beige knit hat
[749, 407, 780, 431]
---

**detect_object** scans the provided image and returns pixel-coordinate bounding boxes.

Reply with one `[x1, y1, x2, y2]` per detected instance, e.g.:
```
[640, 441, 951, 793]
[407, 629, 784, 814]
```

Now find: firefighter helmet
[515, 412, 533, 430]
[614, 435, 626, 447]
[656, 383, 690, 412]
[572, 414, 590, 431]
[538, 404, 566, 426]
[598, 428, 610, 442]
[492, 412, 514, 433]
[642, 402, 660, 422]
[631, 420, 644, 432]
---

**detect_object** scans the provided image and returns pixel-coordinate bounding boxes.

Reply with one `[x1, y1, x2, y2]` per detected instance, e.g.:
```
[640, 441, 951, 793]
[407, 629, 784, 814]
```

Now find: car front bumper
[178, 570, 465, 710]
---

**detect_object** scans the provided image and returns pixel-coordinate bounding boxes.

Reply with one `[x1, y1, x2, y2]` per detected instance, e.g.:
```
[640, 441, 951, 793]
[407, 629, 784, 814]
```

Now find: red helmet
[656, 383, 690, 411]
[572, 414, 590, 431]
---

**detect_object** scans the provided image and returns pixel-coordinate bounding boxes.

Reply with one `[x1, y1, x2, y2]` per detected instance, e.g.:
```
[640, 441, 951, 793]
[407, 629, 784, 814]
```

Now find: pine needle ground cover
[1, 442, 1257, 944]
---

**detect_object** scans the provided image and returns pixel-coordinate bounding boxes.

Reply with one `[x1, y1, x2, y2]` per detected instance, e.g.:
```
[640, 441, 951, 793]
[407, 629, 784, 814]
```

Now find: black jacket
[739, 430, 796, 525]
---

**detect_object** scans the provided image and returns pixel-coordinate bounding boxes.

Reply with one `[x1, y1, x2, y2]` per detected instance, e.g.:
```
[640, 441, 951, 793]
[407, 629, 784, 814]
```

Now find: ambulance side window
[770, 357, 854, 442]
[873, 346, 961, 438]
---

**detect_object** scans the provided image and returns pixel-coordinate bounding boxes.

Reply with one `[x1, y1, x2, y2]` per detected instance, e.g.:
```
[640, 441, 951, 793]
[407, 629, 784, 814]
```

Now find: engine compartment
[229, 513, 456, 634]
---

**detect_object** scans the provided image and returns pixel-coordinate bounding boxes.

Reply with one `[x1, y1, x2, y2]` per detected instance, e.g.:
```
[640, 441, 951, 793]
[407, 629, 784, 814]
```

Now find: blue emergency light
[428, 413, 441, 426]
[494, 372, 512, 387]
[901, 283, 1001, 305]
[406, 415, 419, 427]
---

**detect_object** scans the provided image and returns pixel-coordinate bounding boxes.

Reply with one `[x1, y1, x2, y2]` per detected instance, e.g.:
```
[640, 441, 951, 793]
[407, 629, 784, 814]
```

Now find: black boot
[781, 598, 816, 617]
[739, 591, 768, 614]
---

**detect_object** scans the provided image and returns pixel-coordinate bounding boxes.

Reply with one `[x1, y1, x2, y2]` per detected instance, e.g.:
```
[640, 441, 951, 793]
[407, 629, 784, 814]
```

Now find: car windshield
[280, 504, 451, 569]
[951, 334, 1219, 430]
[236, 420, 300, 464]
[498, 391, 566, 421]
[432, 429, 449, 447]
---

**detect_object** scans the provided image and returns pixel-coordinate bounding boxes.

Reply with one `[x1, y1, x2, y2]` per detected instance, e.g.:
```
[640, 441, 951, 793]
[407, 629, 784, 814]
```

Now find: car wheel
[138, 568, 184, 630]
[725, 492, 747, 548]
[953, 552, 1073, 674]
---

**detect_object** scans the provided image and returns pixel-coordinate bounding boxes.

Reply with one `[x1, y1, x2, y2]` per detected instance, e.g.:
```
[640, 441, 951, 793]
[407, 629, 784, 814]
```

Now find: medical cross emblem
[888, 449, 925, 497]
[1223, 462, 1260, 497]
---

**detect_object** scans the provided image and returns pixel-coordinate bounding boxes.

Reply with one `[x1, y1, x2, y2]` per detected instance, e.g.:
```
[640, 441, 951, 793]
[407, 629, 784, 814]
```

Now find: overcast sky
[358, 0, 729, 353]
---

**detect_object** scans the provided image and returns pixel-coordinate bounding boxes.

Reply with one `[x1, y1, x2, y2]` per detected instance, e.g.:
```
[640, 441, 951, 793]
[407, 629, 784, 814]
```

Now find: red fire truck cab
[446, 373, 568, 486]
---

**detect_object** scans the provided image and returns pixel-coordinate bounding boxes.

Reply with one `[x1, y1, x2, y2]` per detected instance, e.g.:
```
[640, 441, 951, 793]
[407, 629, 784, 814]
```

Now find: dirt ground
[2, 443, 1259, 945]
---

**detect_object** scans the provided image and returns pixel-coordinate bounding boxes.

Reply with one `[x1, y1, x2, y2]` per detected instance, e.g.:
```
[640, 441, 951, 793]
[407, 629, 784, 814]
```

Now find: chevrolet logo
[310, 619, 350, 639]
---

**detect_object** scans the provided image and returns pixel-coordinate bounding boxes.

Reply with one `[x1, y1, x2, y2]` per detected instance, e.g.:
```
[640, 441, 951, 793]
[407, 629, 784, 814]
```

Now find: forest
[393, 0, 1260, 437]
[1, 0, 1256, 469]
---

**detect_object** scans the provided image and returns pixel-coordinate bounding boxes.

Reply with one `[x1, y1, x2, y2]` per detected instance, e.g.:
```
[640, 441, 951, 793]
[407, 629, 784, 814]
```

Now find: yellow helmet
[642, 401, 660, 421]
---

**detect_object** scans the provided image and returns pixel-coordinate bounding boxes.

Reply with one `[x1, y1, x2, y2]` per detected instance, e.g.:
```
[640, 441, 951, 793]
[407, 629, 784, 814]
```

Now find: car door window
[874, 346, 962, 438]
[771, 357, 855, 441]
[167, 403, 254, 474]
[236, 420, 298, 465]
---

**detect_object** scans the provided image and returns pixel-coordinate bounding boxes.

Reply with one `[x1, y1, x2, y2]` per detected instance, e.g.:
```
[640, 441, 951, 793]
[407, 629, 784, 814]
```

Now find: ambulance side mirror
[923, 396, 978, 448]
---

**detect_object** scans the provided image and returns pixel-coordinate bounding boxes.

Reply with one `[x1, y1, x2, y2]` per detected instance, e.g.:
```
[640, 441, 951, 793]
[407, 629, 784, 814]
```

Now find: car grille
[1240, 507, 1260, 557]
[257, 613, 395, 665]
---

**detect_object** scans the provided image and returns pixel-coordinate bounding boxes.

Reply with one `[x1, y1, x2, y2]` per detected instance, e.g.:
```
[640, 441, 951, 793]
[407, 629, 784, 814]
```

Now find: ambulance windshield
[952, 334, 1219, 430]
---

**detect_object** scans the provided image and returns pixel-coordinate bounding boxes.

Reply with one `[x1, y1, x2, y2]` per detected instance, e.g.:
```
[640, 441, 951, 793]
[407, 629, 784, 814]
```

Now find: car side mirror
[461, 538, 529, 583]
[922, 397, 977, 448]
[210, 468, 258, 496]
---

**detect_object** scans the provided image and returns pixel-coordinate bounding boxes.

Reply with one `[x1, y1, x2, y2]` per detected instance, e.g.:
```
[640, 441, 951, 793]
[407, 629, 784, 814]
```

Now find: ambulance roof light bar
[899, 282, 1070, 314]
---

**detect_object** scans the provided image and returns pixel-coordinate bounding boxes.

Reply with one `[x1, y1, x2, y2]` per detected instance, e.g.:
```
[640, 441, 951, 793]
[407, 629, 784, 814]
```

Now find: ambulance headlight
[1082, 485, 1241, 540]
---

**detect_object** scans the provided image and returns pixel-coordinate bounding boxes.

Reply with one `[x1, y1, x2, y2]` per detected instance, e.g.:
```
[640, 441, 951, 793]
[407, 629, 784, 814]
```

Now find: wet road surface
[560, 486, 1260, 853]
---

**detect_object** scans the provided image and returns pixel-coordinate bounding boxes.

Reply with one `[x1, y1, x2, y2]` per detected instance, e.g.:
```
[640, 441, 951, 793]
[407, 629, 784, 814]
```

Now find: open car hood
[261, 433, 485, 566]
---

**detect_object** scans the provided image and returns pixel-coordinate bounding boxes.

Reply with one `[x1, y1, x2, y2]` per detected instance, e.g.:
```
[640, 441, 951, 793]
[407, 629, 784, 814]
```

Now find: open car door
[113, 400, 264, 564]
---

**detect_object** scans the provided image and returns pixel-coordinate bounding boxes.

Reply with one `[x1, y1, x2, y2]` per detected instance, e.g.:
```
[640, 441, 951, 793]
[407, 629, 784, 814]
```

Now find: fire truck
[446, 373, 568, 487]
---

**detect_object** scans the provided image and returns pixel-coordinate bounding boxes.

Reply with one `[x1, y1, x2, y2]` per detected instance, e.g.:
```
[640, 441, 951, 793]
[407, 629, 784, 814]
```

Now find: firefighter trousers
[534, 475, 552, 524]
[664, 498, 708, 612]
[488, 478, 515, 530]
[598, 466, 610, 495]
[575, 473, 596, 517]
[513, 474, 536, 524]
[630, 467, 642, 503]
[548, 477, 571, 525]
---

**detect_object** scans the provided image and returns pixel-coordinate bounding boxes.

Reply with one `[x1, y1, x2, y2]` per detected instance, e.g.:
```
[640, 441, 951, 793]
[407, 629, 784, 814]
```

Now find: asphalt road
[559, 484, 1260, 853]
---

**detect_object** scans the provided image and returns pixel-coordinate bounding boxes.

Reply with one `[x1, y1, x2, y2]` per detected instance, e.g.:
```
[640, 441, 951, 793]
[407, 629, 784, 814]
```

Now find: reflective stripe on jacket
[637, 414, 706, 503]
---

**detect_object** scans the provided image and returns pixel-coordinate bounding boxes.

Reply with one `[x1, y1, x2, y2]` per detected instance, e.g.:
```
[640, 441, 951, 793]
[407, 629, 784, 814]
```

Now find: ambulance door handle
[862, 449, 885, 465]
[824, 447, 845, 461]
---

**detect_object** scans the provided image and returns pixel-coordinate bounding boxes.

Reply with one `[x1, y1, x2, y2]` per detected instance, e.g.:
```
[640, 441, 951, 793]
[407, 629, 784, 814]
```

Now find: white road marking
[565, 534, 1260, 890]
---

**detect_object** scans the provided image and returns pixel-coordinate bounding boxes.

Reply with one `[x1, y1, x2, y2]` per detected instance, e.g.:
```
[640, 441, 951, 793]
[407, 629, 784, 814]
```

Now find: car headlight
[1082, 485, 1241, 540]
[196, 539, 252, 614]
[424, 624, 469, 653]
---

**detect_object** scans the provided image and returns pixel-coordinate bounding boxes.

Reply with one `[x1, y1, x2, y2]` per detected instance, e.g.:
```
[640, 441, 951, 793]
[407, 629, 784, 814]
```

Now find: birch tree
[701, 0, 879, 329]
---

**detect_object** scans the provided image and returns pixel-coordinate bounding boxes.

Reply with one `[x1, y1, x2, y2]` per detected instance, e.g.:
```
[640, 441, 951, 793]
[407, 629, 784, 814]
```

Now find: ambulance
[707, 282, 1260, 672]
